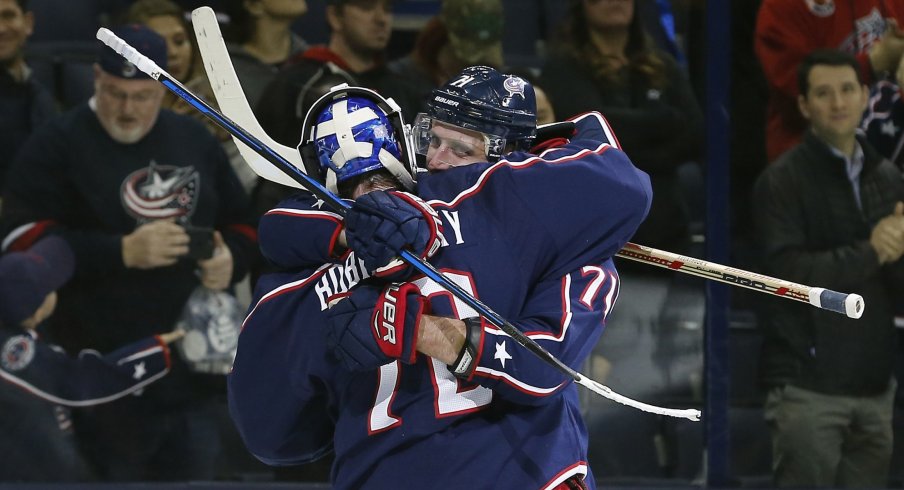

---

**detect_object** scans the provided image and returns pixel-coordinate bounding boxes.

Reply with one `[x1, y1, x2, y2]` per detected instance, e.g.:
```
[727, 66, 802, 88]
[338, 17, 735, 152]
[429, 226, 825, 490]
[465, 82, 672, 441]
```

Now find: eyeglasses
[99, 84, 159, 105]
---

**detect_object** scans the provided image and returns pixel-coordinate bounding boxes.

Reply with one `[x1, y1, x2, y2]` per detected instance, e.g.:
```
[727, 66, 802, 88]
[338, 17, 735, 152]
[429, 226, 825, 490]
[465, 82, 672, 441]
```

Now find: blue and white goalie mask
[300, 85, 418, 194]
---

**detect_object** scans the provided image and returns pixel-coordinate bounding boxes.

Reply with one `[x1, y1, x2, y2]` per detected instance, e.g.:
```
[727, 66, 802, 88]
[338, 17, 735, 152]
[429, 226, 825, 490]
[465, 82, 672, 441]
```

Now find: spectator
[755, 0, 904, 162]
[0, 235, 183, 482]
[125, 0, 198, 92]
[252, 0, 424, 213]
[541, 0, 702, 255]
[860, 68, 904, 169]
[256, 0, 424, 147]
[0, 25, 257, 481]
[125, 0, 258, 193]
[0, 0, 56, 192]
[753, 49, 904, 488]
[540, 0, 703, 402]
[222, 0, 308, 110]
[389, 0, 504, 90]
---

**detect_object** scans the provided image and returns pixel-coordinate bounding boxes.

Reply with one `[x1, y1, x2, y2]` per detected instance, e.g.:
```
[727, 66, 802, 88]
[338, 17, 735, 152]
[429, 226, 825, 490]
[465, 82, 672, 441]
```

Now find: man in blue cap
[0, 235, 183, 481]
[0, 24, 257, 481]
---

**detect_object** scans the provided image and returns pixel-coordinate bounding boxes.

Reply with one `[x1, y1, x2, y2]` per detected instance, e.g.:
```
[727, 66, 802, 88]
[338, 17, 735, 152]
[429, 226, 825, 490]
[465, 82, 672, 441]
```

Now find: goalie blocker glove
[326, 282, 427, 371]
[345, 190, 444, 281]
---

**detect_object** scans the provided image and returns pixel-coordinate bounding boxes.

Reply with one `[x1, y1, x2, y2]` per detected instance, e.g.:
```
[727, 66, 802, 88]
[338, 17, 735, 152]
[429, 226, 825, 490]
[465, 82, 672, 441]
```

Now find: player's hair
[553, 0, 667, 89]
[797, 49, 864, 97]
[336, 169, 403, 199]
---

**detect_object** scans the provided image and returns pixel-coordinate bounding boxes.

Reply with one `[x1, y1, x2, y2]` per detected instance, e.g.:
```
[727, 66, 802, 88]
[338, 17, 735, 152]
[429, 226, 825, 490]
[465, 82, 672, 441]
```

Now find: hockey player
[229, 68, 652, 489]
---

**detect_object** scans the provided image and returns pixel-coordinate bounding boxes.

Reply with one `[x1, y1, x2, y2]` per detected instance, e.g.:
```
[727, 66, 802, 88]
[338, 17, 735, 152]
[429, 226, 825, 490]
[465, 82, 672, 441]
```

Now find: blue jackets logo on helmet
[503, 76, 526, 99]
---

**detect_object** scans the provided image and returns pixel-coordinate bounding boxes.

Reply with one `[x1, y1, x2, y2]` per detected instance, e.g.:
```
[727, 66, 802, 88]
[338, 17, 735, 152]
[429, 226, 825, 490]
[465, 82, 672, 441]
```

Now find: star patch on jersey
[1, 335, 36, 371]
[494, 341, 512, 368]
[132, 361, 147, 380]
[804, 0, 834, 17]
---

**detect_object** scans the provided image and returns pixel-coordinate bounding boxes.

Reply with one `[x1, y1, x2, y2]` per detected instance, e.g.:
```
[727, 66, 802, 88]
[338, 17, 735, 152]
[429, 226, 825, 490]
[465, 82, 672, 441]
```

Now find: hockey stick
[97, 27, 700, 421]
[617, 243, 863, 319]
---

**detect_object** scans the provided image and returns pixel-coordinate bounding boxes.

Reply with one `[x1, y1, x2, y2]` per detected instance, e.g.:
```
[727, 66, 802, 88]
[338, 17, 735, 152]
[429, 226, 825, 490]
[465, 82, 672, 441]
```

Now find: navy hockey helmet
[299, 84, 418, 194]
[415, 65, 537, 161]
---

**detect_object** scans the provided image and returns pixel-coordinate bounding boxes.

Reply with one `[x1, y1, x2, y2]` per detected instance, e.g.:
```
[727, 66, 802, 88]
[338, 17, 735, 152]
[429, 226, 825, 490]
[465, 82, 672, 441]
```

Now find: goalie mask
[414, 65, 538, 163]
[299, 85, 418, 194]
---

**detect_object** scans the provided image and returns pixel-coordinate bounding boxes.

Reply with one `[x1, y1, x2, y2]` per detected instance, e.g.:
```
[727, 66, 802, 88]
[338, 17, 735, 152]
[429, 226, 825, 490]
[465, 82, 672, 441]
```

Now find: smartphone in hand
[184, 226, 215, 260]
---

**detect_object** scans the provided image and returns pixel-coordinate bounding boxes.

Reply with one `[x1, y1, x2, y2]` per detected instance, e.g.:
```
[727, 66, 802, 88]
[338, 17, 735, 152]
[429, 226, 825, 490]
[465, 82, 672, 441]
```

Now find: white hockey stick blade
[577, 376, 702, 421]
[191, 6, 304, 190]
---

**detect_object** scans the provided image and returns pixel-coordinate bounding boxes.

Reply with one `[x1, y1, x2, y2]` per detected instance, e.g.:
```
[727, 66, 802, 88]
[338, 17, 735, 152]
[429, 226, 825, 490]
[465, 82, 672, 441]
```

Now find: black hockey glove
[345, 190, 444, 280]
[326, 282, 427, 371]
[530, 121, 576, 153]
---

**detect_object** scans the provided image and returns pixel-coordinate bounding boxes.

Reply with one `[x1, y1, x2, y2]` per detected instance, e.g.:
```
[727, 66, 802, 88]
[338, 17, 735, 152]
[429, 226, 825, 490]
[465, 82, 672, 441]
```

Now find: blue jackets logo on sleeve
[2, 335, 35, 371]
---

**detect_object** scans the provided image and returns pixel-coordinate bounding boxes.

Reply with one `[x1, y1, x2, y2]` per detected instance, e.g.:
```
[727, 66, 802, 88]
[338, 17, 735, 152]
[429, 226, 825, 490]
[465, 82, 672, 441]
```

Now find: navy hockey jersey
[229, 112, 652, 489]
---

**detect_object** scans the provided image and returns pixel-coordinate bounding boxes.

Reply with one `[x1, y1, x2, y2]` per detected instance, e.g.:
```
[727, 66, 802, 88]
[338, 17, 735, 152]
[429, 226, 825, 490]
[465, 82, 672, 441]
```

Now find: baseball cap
[97, 24, 168, 79]
[0, 236, 75, 327]
[442, 0, 504, 66]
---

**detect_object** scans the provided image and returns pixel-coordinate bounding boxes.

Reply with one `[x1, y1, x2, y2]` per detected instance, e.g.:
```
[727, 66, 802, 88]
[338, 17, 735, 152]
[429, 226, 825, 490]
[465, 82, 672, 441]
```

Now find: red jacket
[755, 0, 904, 162]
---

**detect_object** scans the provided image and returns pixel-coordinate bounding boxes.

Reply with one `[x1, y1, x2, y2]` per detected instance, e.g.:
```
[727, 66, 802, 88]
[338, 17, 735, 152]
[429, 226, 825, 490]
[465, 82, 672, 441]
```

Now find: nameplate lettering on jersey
[314, 252, 371, 311]
[441, 210, 464, 245]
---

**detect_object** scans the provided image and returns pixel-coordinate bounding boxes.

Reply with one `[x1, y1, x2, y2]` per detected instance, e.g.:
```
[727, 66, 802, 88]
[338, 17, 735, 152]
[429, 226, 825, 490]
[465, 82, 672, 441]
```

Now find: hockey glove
[345, 190, 444, 280]
[530, 121, 576, 153]
[326, 282, 427, 371]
